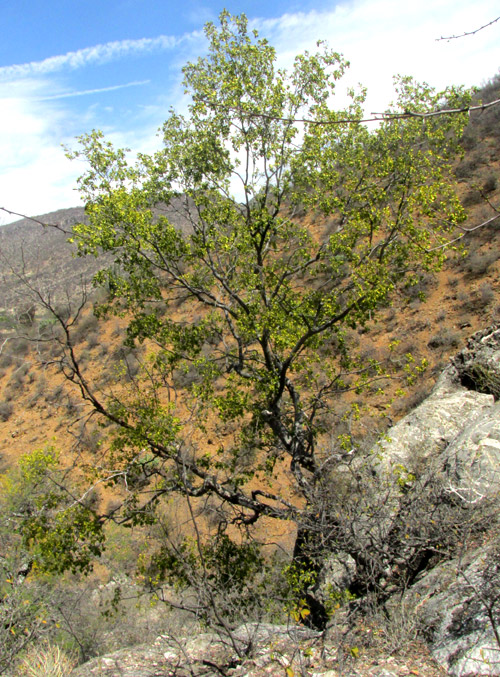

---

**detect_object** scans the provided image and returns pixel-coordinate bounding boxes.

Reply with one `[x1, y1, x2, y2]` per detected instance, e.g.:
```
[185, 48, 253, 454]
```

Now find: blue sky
[1, 0, 499, 223]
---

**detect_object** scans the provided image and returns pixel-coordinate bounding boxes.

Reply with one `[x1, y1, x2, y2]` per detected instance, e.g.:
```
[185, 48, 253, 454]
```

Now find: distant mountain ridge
[0, 207, 92, 316]
[0, 198, 195, 317]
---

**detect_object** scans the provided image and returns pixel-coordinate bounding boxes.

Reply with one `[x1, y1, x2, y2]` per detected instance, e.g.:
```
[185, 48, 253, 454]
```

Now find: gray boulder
[375, 365, 494, 474]
[451, 325, 500, 400]
[439, 399, 500, 501]
[406, 538, 500, 676]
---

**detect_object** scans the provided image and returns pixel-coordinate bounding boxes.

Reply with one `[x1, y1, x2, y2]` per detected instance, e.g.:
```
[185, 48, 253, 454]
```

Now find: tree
[53, 12, 471, 628]
[0, 447, 103, 672]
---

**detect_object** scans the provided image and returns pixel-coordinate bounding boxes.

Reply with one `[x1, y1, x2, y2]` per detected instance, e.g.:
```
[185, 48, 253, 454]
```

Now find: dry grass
[15, 643, 76, 677]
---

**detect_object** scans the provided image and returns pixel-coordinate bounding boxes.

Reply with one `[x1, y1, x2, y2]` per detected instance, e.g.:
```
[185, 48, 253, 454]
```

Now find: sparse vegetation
[479, 282, 495, 307]
[428, 328, 461, 349]
[461, 249, 499, 276]
[0, 13, 499, 676]
[43, 10, 474, 635]
[15, 643, 76, 677]
[0, 400, 13, 422]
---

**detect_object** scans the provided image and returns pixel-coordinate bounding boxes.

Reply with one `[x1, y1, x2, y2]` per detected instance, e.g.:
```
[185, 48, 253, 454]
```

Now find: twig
[195, 97, 500, 127]
[437, 16, 500, 41]
[0, 207, 74, 234]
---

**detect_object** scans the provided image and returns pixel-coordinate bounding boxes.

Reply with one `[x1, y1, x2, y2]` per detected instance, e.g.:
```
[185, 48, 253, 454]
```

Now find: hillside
[0, 70, 499, 676]
[1, 84, 500, 470]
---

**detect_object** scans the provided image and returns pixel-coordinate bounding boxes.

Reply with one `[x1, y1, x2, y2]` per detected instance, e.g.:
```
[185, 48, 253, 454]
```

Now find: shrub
[11, 338, 30, 356]
[7, 363, 31, 392]
[0, 400, 13, 422]
[455, 155, 480, 179]
[77, 422, 102, 454]
[72, 313, 99, 344]
[53, 304, 72, 322]
[402, 272, 435, 301]
[16, 642, 76, 677]
[479, 283, 495, 307]
[99, 341, 110, 357]
[0, 352, 13, 368]
[462, 188, 482, 207]
[482, 174, 497, 194]
[27, 376, 47, 408]
[391, 386, 432, 416]
[46, 384, 65, 404]
[462, 250, 499, 276]
[86, 332, 100, 349]
[428, 329, 461, 349]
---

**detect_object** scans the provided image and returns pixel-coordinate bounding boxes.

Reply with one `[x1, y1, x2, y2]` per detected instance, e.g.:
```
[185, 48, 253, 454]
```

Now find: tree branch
[437, 16, 500, 40]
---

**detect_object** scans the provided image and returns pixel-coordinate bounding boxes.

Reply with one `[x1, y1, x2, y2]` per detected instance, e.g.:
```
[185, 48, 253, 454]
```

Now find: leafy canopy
[65, 11, 469, 530]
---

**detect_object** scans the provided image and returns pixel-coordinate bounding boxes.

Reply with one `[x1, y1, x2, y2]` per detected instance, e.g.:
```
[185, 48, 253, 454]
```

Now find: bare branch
[198, 97, 500, 127]
[0, 207, 74, 234]
[437, 16, 500, 41]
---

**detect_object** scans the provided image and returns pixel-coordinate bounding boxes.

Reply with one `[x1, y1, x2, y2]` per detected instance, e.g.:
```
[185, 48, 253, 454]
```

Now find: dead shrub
[72, 313, 99, 345]
[7, 364, 30, 392]
[11, 338, 30, 356]
[310, 455, 496, 609]
[403, 273, 435, 301]
[462, 188, 482, 207]
[455, 155, 480, 179]
[16, 642, 76, 677]
[86, 332, 100, 349]
[45, 384, 64, 404]
[0, 352, 13, 368]
[0, 400, 13, 422]
[391, 386, 431, 416]
[428, 329, 461, 349]
[77, 421, 102, 454]
[478, 283, 495, 307]
[461, 250, 499, 276]
[482, 174, 498, 194]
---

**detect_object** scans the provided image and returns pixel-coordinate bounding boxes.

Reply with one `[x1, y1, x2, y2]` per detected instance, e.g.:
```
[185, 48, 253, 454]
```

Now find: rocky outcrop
[406, 537, 500, 676]
[375, 325, 500, 498]
[376, 364, 494, 475]
[69, 624, 321, 676]
[440, 399, 500, 501]
[451, 325, 500, 400]
[378, 325, 500, 674]
[71, 327, 500, 677]
[69, 622, 443, 676]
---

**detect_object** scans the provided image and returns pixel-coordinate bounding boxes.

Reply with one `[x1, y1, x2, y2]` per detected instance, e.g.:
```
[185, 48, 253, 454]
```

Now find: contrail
[35, 80, 151, 100]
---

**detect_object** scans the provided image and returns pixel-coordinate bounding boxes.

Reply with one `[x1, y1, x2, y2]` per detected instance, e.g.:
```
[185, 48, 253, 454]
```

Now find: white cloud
[1, 0, 499, 224]
[0, 80, 80, 223]
[254, 0, 500, 114]
[0, 35, 182, 81]
[0, 148, 82, 223]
